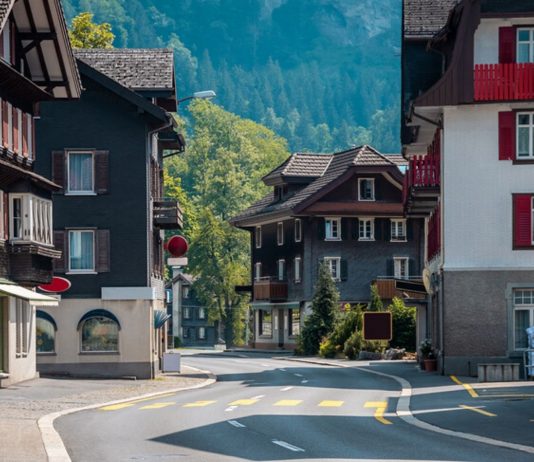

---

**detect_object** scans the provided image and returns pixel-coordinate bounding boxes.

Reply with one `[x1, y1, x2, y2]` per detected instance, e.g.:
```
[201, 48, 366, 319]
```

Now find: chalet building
[0, 0, 81, 386]
[231, 146, 425, 350]
[33, 49, 183, 379]
[168, 272, 216, 347]
[403, 0, 534, 375]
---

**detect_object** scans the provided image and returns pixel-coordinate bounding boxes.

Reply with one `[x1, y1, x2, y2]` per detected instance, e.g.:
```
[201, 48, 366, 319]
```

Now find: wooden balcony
[253, 278, 288, 302]
[374, 278, 426, 301]
[153, 198, 183, 229]
[474, 63, 534, 102]
[404, 155, 440, 217]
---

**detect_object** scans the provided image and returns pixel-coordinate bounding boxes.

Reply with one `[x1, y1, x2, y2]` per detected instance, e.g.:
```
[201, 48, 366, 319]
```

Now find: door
[278, 308, 285, 348]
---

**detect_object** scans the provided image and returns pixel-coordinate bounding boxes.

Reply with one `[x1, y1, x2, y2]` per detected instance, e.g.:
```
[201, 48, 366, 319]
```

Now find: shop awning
[0, 279, 58, 306]
[154, 310, 171, 329]
[251, 302, 300, 311]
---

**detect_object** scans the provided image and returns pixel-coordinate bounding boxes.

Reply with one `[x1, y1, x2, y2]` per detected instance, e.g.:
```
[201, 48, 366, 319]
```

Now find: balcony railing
[153, 198, 183, 229]
[407, 155, 440, 189]
[427, 205, 441, 263]
[474, 63, 534, 101]
[253, 277, 288, 302]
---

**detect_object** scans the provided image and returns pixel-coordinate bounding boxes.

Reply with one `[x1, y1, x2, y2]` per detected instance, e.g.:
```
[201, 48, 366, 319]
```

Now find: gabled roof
[0, 0, 12, 31]
[262, 152, 332, 185]
[231, 146, 404, 226]
[74, 49, 175, 92]
[404, 0, 459, 39]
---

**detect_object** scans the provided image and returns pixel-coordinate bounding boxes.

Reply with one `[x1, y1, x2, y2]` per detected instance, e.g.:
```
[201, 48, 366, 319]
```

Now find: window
[517, 113, 534, 158]
[81, 316, 119, 352]
[15, 299, 30, 356]
[288, 309, 300, 337]
[254, 262, 262, 282]
[1, 20, 10, 63]
[259, 310, 272, 337]
[68, 151, 94, 194]
[182, 286, 190, 299]
[358, 178, 375, 201]
[358, 218, 375, 241]
[294, 257, 301, 283]
[324, 257, 341, 281]
[182, 327, 189, 339]
[325, 217, 341, 240]
[9, 194, 53, 245]
[294, 219, 302, 242]
[518, 28, 534, 63]
[391, 219, 407, 242]
[394, 257, 409, 279]
[277, 222, 284, 245]
[255, 225, 262, 248]
[278, 259, 285, 281]
[36, 312, 56, 354]
[198, 307, 206, 320]
[198, 327, 206, 340]
[68, 230, 95, 272]
[183, 306, 191, 319]
[513, 289, 534, 349]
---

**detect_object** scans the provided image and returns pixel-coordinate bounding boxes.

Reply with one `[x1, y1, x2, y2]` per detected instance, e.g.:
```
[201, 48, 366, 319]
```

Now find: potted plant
[419, 338, 437, 372]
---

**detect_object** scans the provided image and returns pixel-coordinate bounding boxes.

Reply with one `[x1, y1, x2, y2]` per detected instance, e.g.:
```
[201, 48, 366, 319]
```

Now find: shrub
[361, 340, 383, 353]
[343, 331, 363, 360]
[389, 297, 416, 351]
[319, 338, 337, 358]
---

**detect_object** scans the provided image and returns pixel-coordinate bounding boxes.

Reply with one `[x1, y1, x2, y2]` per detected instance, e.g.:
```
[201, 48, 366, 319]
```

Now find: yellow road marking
[459, 405, 496, 417]
[99, 393, 176, 411]
[364, 401, 392, 425]
[140, 402, 175, 410]
[229, 399, 259, 406]
[318, 400, 344, 407]
[182, 400, 216, 408]
[274, 399, 303, 407]
[450, 375, 479, 398]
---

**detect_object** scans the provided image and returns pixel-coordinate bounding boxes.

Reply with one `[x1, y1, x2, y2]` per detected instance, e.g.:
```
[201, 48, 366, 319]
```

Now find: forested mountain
[63, 0, 401, 153]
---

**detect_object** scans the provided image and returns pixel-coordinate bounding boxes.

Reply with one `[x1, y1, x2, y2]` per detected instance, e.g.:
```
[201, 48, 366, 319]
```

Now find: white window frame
[198, 326, 206, 340]
[1, 20, 10, 63]
[324, 257, 341, 282]
[68, 229, 95, 273]
[358, 217, 375, 241]
[512, 289, 534, 350]
[517, 112, 534, 159]
[394, 257, 409, 280]
[294, 218, 302, 242]
[277, 222, 284, 246]
[358, 178, 375, 201]
[517, 28, 534, 63]
[391, 219, 407, 242]
[277, 259, 285, 281]
[325, 217, 341, 241]
[67, 151, 95, 195]
[254, 262, 262, 282]
[294, 257, 301, 283]
[9, 194, 53, 245]
[183, 306, 191, 320]
[198, 307, 206, 320]
[255, 225, 262, 249]
[182, 286, 190, 299]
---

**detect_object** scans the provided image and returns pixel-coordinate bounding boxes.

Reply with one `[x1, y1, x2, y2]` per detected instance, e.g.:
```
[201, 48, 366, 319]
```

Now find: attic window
[274, 185, 288, 202]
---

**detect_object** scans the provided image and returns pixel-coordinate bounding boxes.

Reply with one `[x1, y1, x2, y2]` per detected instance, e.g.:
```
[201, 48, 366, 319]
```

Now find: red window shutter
[513, 194, 532, 248]
[53, 230, 66, 273]
[498, 111, 515, 160]
[22, 113, 28, 157]
[51, 150, 66, 191]
[12, 106, 18, 153]
[2, 101, 7, 148]
[499, 27, 516, 64]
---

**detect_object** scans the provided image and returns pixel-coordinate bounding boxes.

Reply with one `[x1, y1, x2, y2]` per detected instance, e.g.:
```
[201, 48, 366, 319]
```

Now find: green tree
[369, 283, 384, 311]
[388, 297, 416, 351]
[68, 12, 114, 48]
[297, 263, 339, 355]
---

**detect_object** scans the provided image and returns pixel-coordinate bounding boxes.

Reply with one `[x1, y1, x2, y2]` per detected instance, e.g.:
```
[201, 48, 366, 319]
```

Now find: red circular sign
[38, 277, 71, 293]
[165, 235, 188, 257]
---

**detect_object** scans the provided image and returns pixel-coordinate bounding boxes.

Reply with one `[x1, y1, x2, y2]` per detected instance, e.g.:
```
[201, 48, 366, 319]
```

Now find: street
[55, 353, 534, 462]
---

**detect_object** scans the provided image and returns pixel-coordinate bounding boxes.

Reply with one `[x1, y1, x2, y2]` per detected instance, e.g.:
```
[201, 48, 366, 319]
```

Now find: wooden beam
[19, 32, 57, 41]
[23, 0, 51, 89]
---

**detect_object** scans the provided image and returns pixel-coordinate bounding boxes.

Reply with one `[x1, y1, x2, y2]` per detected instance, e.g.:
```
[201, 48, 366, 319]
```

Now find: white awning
[0, 281, 58, 307]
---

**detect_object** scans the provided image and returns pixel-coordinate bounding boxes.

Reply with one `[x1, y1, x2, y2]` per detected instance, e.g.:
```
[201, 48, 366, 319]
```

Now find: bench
[477, 363, 520, 382]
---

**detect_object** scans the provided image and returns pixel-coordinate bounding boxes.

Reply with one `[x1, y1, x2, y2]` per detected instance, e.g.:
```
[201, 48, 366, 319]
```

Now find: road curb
[37, 365, 217, 462]
[280, 356, 534, 455]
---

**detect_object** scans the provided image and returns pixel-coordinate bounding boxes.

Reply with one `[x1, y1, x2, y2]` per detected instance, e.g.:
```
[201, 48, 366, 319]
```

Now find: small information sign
[363, 312, 392, 341]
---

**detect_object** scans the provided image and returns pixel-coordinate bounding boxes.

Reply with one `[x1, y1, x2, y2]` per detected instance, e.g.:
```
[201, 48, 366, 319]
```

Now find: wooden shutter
[317, 218, 325, 240]
[407, 219, 414, 241]
[22, 113, 28, 157]
[383, 219, 391, 241]
[340, 259, 348, 281]
[341, 218, 349, 240]
[386, 259, 394, 277]
[94, 150, 110, 194]
[499, 27, 517, 64]
[52, 150, 66, 191]
[1, 101, 7, 148]
[53, 230, 66, 273]
[352, 219, 359, 239]
[498, 112, 515, 161]
[409, 258, 416, 278]
[513, 195, 532, 248]
[12, 106, 17, 153]
[375, 218, 383, 241]
[96, 229, 111, 272]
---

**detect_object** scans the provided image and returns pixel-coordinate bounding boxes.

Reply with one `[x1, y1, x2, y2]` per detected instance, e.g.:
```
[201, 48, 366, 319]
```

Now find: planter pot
[424, 358, 437, 372]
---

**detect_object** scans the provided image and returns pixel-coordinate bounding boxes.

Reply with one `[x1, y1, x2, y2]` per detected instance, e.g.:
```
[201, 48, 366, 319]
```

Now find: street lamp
[177, 90, 216, 104]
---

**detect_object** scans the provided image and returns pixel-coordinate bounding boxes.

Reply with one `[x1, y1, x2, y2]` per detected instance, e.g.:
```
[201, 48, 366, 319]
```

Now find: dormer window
[518, 28, 534, 63]
[274, 184, 288, 202]
[358, 178, 375, 201]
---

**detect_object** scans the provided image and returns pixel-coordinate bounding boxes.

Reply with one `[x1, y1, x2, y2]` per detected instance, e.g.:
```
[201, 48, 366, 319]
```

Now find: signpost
[362, 312, 392, 341]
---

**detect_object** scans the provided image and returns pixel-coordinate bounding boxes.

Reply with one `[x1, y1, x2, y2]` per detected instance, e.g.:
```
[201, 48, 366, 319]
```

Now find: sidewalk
[280, 356, 534, 451]
[0, 366, 213, 462]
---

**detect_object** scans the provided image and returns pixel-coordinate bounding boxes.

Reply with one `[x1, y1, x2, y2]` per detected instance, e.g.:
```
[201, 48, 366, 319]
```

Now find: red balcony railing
[427, 205, 441, 262]
[407, 155, 440, 190]
[474, 63, 534, 101]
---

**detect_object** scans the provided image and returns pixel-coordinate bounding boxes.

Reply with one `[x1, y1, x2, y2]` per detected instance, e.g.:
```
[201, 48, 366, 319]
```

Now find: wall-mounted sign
[38, 277, 71, 293]
[363, 312, 392, 341]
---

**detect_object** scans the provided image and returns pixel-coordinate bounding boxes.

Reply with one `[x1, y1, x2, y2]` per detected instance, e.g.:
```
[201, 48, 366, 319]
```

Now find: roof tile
[404, 0, 459, 38]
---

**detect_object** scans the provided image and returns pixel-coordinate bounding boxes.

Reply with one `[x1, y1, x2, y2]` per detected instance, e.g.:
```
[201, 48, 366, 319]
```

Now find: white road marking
[279, 368, 287, 372]
[250, 394, 265, 400]
[301, 379, 309, 384]
[261, 363, 270, 367]
[225, 406, 237, 412]
[228, 420, 246, 428]
[280, 386, 293, 391]
[272, 440, 305, 452]
[294, 373, 303, 377]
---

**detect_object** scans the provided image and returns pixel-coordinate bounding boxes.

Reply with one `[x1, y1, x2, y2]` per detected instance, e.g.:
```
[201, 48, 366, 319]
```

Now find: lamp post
[177, 90, 216, 104]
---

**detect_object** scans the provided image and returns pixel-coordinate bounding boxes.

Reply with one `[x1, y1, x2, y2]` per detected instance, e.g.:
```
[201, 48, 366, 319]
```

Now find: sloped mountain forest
[63, 0, 401, 154]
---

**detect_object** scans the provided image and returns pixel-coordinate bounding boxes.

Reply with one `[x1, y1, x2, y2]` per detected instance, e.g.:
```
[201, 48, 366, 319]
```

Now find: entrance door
[278, 309, 285, 348]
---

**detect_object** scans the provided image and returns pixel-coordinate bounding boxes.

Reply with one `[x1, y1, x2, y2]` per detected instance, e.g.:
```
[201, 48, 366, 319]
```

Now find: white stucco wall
[443, 104, 534, 270]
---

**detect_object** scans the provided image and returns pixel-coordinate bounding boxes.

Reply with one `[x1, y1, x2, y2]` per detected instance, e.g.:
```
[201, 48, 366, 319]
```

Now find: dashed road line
[459, 405, 496, 417]
[365, 401, 393, 425]
[225, 406, 237, 412]
[319, 400, 344, 407]
[301, 379, 309, 384]
[294, 373, 303, 377]
[450, 375, 479, 398]
[229, 398, 260, 406]
[280, 386, 293, 392]
[279, 368, 287, 372]
[182, 400, 216, 408]
[272, 440, 305, 452]
[99, 393, 176, 411]
[251, 394, 265, 400]
[274, 399, 302, 407]
[228, 420, 246, 428]
[139, 402, 175, 410]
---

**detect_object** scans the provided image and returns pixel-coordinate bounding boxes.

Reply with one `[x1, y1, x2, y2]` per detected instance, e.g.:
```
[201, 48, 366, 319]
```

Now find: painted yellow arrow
[364, 401, 393, 425]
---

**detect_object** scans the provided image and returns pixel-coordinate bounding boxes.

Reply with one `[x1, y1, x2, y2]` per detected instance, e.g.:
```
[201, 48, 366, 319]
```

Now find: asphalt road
[55, 354, 533, 462]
